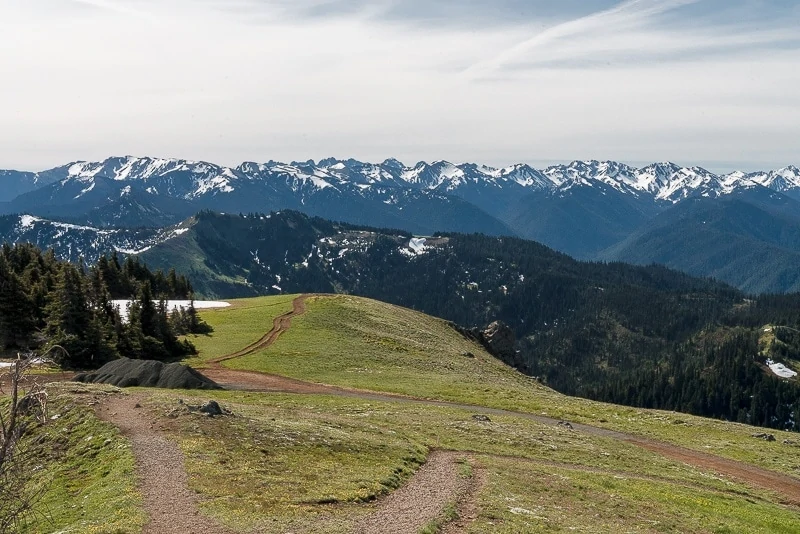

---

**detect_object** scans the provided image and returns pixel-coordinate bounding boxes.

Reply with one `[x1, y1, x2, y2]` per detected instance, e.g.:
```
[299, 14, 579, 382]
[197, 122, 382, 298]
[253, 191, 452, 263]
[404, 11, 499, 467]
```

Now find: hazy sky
[1, 0, 799, 172]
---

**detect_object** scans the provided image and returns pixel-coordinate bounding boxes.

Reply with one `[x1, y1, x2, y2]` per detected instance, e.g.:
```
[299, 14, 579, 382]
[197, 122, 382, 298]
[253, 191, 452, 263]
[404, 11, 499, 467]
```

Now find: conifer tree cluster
[0, 243, 206, 368]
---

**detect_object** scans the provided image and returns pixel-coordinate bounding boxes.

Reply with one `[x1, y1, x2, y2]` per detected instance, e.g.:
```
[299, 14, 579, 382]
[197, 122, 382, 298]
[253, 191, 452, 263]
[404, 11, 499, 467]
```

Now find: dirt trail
[207, 367, 800, 507]
[201, 296, 800, 507]
[441, 460, 487, 534]
[355, 451, 477, 534]
[209, 294, 309, 366]
[631, 439, 800, 506]
[96, 394, 234, 534]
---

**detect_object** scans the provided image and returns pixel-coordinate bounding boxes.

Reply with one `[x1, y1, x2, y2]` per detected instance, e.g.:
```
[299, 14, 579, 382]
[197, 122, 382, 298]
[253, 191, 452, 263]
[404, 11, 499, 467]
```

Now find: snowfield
[0, 357, 48, 369]
[112, 300, 231, 321]
[400, 237, 429, 257]
[767, 359, 798, 379]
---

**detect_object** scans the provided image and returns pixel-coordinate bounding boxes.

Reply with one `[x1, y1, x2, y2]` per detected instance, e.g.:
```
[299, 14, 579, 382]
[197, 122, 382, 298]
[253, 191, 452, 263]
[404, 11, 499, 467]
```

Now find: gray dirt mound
[74, 358, 220, 390]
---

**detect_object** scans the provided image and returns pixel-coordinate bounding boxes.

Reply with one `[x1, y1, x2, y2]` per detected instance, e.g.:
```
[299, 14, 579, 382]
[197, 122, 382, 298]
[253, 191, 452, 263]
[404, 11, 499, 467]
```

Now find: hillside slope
[136, 212, 800, 431]
[601, 191, 800, 293]
[502, 182, 659, 259]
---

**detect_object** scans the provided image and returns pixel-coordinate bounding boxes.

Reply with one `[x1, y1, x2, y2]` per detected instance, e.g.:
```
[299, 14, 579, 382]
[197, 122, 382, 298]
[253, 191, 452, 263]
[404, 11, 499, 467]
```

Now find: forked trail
[98, 293, 800, 534]
[355, 451, 482, 534]
[96, 394, 234, 534]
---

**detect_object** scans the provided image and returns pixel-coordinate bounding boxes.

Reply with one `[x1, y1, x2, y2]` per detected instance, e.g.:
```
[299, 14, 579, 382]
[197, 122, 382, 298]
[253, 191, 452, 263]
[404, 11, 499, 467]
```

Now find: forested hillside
[601, 191, 800, 293]
[136, 211, 800, 431]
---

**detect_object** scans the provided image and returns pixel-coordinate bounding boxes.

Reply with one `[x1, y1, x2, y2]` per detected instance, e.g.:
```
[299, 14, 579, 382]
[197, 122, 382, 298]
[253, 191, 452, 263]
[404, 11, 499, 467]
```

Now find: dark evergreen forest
[0, 243, 207, 368]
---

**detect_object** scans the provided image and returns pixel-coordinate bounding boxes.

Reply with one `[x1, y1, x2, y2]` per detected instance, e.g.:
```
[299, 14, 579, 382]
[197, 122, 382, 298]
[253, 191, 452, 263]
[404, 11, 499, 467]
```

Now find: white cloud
[0, 0, 798, 172]
[463, 0, 701, 78]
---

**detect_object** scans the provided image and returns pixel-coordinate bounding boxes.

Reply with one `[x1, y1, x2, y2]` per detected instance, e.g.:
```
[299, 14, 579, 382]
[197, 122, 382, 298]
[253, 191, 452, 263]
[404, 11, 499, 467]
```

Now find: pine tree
[44, 265, 94, 367]
[0, 255, 35, 350]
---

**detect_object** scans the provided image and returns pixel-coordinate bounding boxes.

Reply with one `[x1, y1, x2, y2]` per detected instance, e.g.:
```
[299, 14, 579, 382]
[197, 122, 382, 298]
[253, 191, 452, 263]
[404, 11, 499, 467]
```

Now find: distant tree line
[0, 243, 208, 368]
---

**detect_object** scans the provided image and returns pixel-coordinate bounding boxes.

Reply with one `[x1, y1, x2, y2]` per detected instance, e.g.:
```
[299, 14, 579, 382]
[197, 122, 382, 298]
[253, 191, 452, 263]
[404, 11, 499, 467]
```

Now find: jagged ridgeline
[135, 211, 800, 431]
[0, 242, 205, 368]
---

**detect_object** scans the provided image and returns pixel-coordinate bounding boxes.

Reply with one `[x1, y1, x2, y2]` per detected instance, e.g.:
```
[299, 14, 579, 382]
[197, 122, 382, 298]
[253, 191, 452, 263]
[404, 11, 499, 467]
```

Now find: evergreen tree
[0, 255, 35, 350]
[44, 264, 94, 367]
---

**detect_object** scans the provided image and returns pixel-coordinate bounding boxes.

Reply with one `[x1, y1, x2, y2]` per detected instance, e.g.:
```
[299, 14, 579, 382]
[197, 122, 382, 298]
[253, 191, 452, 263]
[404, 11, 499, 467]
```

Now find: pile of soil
[74, 358, 220, 390]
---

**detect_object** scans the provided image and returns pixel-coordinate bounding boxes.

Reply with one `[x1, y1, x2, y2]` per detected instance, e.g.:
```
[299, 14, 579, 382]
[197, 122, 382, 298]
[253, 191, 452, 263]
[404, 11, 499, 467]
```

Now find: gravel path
[96, 394, 234, 534]
[354, 451, 475, 534]
[208, 369, 800, 507]
[75, 292, 800, 532]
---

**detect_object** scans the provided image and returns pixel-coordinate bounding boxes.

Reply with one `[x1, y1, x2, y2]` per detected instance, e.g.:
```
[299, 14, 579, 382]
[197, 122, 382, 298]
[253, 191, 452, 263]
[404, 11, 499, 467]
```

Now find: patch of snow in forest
[112, 300, 230, 321]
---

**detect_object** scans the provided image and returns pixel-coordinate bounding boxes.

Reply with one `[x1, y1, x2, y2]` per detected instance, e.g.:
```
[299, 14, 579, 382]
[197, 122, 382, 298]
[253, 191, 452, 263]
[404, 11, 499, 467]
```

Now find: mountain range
[3, 155, 800, 293]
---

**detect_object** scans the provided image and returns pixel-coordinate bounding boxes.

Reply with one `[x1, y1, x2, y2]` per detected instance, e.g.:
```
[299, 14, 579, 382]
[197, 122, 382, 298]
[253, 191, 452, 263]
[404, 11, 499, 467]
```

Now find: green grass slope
[19, 384, 145, 534]
[219, 294, 555, 410]
[199, 295, 800, 475]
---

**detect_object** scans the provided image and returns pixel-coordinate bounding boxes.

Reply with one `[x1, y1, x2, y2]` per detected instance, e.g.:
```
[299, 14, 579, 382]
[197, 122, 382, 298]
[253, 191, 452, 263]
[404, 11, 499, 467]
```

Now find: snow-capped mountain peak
[9, 156, 800, 218]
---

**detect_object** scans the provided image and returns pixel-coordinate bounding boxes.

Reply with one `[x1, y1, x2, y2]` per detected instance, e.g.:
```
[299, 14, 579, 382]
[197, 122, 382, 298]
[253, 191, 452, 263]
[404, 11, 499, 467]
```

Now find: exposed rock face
[74, 358, 220, 390]
[481, 321, 516, 359]
[449, 320, 517, 361]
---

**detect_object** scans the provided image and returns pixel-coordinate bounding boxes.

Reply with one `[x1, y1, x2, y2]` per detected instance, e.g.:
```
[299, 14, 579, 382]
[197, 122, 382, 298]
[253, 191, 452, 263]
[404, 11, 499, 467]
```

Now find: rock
[472, 414, 491, 422]
[199, 400, 224, 416]
[461, 351, 475, 358]
[73, 358, 220, 390]
[481, 321, 516, 359]
[557, 421, 574, 430]
[752, 433, 776, 442]
[784, 439, 799, 447]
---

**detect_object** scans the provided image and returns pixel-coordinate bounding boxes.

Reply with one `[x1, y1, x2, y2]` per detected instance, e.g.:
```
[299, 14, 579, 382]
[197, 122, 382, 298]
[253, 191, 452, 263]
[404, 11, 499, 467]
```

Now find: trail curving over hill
[209, 294, 309, 366]
[200, 293, 800, 508]
[96, 394, 234, 534]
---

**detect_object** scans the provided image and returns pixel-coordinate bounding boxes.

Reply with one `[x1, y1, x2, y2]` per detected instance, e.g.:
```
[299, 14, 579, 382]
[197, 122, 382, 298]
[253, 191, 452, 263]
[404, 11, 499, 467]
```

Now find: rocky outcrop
[74, 358, 220, 390]
[450, 320, 517, 361]
[480, 321, 516, 359]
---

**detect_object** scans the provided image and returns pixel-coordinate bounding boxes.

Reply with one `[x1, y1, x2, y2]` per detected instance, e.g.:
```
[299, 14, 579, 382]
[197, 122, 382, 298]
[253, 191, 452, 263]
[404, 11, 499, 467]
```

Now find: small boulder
[557, 421, 574, 430]
[752, 433, 776, 442]
[199, 400, 224, 417]
[472, 414, 492, 422]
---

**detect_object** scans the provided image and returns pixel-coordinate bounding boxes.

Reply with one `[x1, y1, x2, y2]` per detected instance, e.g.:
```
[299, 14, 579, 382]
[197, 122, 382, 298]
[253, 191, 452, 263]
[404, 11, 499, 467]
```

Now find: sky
[1, 0, 799, 173]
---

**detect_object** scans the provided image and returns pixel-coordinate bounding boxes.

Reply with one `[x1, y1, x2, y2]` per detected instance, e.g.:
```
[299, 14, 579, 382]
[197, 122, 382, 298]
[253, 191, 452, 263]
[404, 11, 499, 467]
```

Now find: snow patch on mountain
[7, 214, 194, 264]
[19, 214, 38, 229]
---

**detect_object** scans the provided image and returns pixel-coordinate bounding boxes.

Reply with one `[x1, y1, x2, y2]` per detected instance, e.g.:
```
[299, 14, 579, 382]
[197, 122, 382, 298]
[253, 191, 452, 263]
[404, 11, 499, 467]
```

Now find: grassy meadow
[14, 293, 800, 533]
